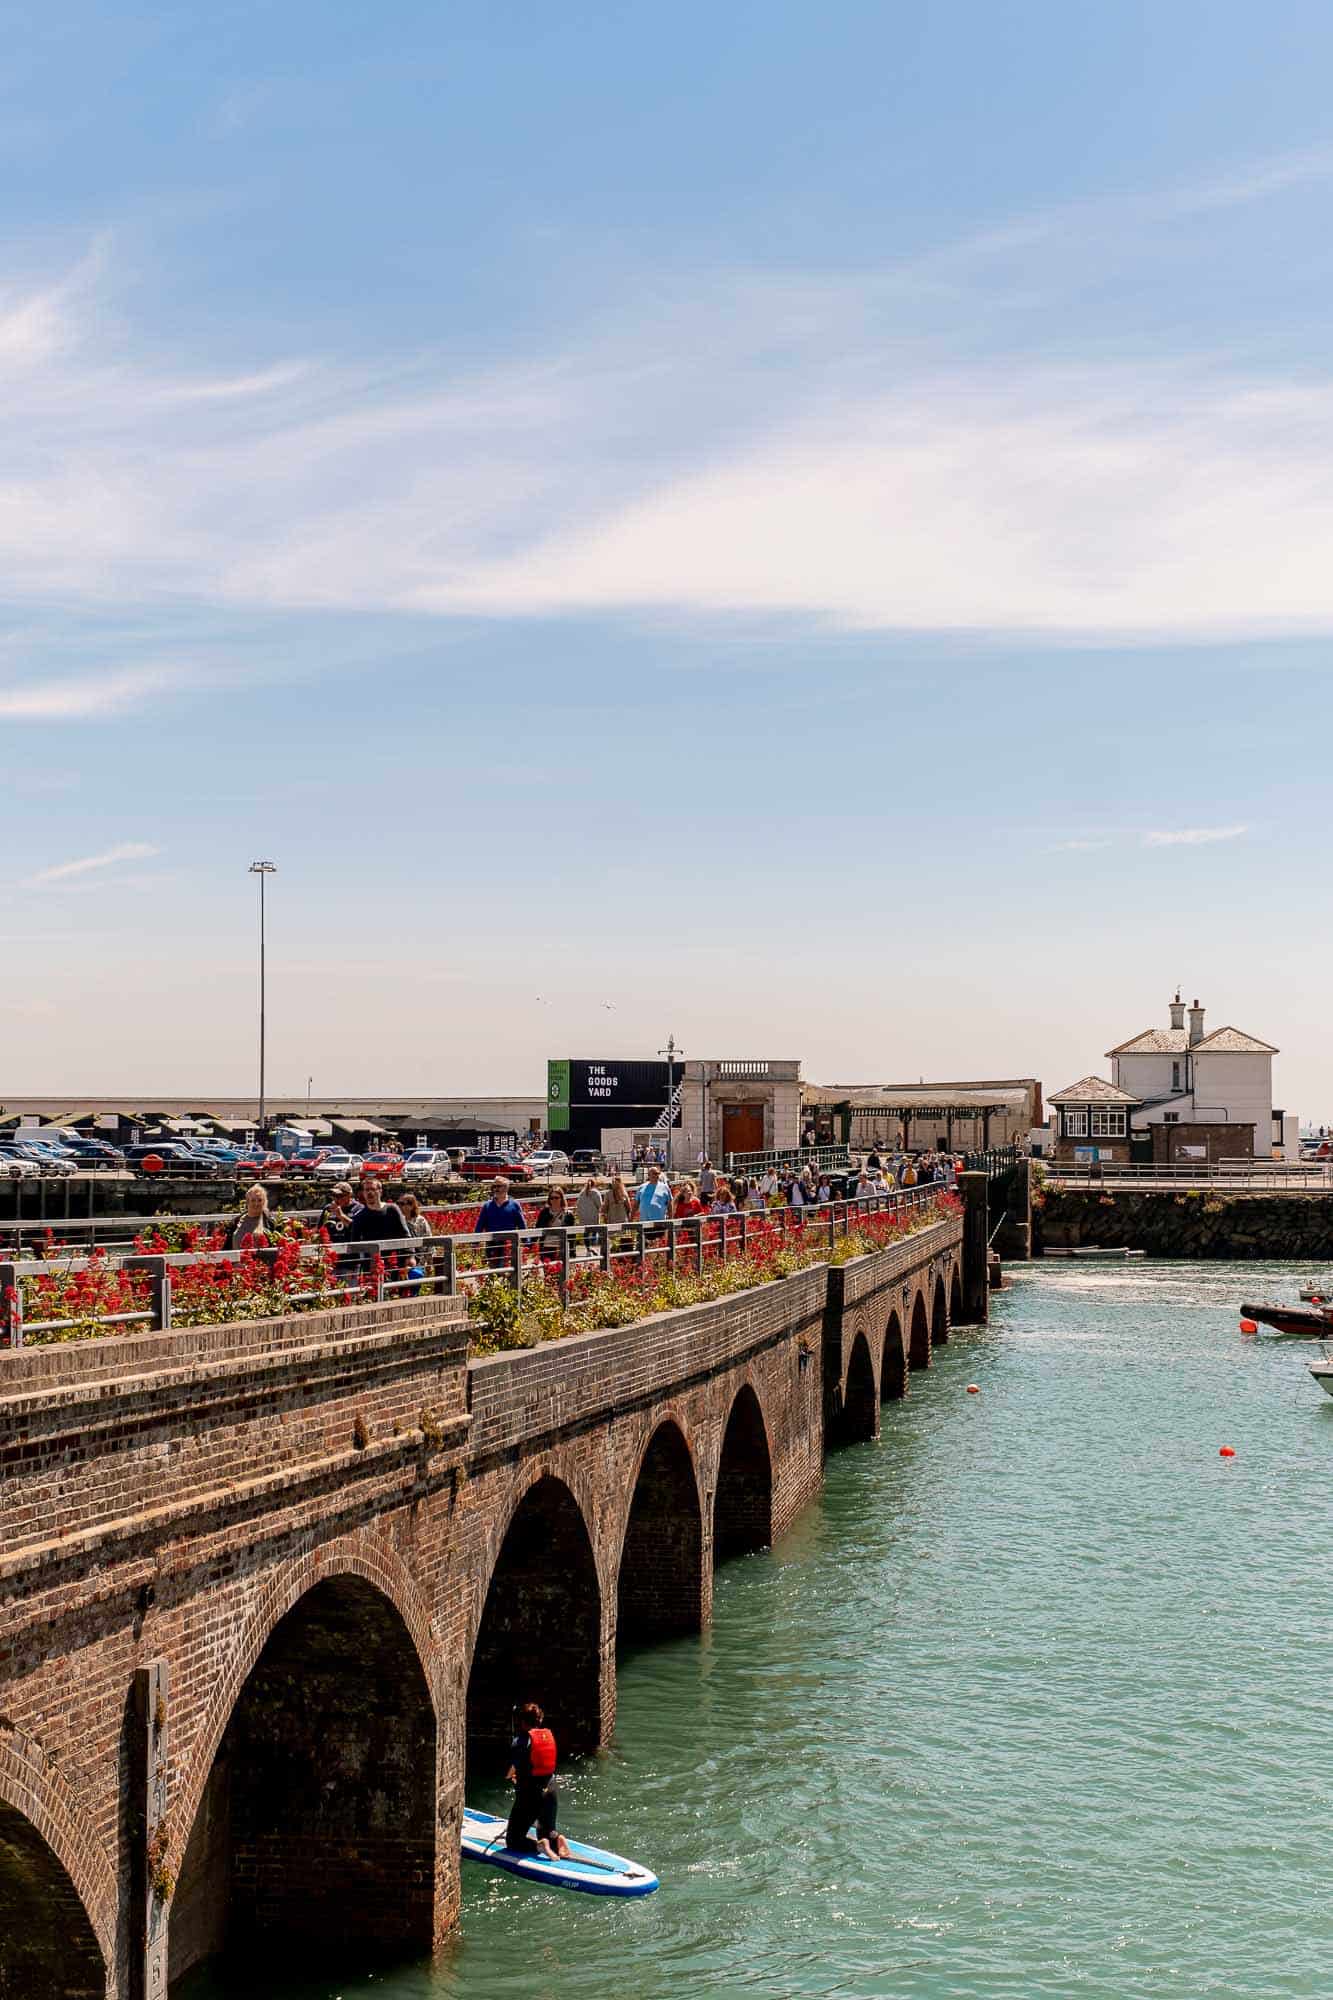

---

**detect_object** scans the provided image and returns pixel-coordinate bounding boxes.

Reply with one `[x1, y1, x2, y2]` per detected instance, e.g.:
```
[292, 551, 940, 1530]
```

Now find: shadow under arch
[909, 1292, 931, 1369]
[0, 1795, 106, 1998]
[617, 1419, 704, 1648]
[467, 1473, 603, 1772]
[170, 1574, 437, 1985]
[713, 1383, 774, 1566]
[950, 1265, 963, 1325]
[881, 1309, 907, 1403]
[831, 1331, 877, 1446]
[932, 1273, 949, 1348]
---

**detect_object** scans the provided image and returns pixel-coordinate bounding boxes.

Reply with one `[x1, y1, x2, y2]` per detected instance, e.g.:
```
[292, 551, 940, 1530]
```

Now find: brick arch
[466, 1471, 603, 1766]
[931, 1271, 949, 1348]
[882, 1308, 907, 1402]
[909, 1289, 931, 1369]
[832, 1330, 878, 1445]
[617, 1415, 705, 1647]
[0, 1726, 114, 1992]
[712, 1381, 774, 1565]
[171, 1555, 439, 1982]
[172, 1538, 436, 1901]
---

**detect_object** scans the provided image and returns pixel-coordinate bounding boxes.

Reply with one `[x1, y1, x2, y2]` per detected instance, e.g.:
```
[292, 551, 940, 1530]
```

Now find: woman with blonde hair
[226, 1182, 271, 1249]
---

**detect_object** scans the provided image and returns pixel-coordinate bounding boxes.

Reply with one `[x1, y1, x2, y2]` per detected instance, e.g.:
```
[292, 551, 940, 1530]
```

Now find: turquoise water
[183, 1262, 1333, 1999]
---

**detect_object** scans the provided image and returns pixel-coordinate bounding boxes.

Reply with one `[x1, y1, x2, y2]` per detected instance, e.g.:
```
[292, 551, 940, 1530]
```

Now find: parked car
[523, 1150, 572, 1177]
[49, 1130, 126, 1168]
[569, 1148, 606, 1173]
[288, 1150, 330, 1176]
[459, 1149, 528, 1180]
[0, 1147, 42, 1179]
[9, 1139, 79, 1174]
[403, 1148, 450, 1180]
[121, 1142, 210, 1177]
[309, 1149, 358, 1179]
[234, 1148, 287, 1178]
[361, 1151, 407, 1181]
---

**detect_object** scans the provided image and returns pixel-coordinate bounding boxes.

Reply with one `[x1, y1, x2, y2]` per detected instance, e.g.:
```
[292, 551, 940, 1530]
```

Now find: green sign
[547, 1058, 571, 1132]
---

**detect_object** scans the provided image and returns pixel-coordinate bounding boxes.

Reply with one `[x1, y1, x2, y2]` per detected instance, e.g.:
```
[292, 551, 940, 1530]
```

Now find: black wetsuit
[506, 1731, 558, 1852]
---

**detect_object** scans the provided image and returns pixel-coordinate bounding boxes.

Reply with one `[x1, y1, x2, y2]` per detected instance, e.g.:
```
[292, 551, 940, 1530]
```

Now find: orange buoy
[1219, 1445, 1236, 1458]
[966, 1383, 980, 1394]
[1238, 1318, 1258, 1335]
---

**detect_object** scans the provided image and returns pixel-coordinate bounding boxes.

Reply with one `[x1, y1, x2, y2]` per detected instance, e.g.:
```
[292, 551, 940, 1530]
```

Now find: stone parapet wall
[1038, 1187, 1333, 1259]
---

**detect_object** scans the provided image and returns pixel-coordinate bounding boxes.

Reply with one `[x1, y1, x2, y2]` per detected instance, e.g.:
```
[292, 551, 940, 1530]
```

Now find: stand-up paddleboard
[461, 1807, 659, 1897]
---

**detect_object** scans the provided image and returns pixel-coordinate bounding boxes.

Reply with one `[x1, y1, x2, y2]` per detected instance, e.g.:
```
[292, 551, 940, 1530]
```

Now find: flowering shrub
[466, 1197, 956, 1352]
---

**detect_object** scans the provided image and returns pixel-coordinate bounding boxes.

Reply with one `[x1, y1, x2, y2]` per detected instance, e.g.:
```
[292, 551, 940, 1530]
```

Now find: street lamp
[248, 862, 276, 1132]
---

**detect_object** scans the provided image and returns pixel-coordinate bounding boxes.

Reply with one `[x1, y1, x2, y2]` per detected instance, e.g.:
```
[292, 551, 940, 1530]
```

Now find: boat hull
[1308, 1362, 1333, 1399]
[1240, 1301, 1333, 1339]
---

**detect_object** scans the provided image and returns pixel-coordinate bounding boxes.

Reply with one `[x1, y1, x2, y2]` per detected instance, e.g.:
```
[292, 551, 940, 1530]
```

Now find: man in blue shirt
[636, 1164, 672, 1224]
[476, 1174, 527, 1268]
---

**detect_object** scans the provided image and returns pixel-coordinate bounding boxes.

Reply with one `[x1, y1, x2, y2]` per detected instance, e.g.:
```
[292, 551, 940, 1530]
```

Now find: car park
[122, 1142, 213, 1177]
[49, 1131, 126, 1168]
[9, 1139, 79, 1174]
[0, 1146, 43, 1179]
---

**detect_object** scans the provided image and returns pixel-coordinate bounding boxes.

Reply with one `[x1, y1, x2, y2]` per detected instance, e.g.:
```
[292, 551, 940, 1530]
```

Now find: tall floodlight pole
[249, 862, 277, 1132]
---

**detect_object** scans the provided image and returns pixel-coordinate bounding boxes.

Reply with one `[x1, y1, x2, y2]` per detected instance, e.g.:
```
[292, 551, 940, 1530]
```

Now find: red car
[459, 1150, 527, 1179]
[289, 1150, 329, 1175]
[361, 1151, 407, 1180]
[235, 1149, 286, 1178]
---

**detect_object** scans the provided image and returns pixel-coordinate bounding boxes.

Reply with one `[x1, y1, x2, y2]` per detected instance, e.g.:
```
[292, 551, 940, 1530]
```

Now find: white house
[1051, 992, 1293, 1163]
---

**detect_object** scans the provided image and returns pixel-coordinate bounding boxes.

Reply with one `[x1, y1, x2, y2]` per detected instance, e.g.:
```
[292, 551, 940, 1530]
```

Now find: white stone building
[1104, 993, 1287, 1159]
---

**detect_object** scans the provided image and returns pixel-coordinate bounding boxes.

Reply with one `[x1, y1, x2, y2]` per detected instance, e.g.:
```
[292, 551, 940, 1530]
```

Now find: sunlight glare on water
[180, 1262, 1333, 1999]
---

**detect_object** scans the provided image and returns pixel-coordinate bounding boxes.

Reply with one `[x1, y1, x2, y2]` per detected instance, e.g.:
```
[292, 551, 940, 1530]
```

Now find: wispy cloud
[27, 842, 160, 886]
[0, 665, 194, 720]
[8, 153, 1333, 654]
[1142, 825, 1248, 848]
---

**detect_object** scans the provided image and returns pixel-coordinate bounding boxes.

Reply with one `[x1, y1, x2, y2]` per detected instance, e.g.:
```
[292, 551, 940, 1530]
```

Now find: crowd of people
[218, 1151, 957, 1270]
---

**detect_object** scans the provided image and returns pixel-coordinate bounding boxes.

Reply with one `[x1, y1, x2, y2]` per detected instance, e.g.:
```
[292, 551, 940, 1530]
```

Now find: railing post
[695, 1216, 704, 1273]
[510, 1231, 523, 1294]
[558, 1227, 570, 1300]
[667, 1220, 677, 1271]
[739, 1209, 748, 1255]
[0, 1262, 22, 1347]
[599, 1224, 611, 1275]
[441, 1236, 457, 1297]
[827, 1204, 836, 1254]
[125, 1254, 170, 1330]
[636, 1222, 647, 1272]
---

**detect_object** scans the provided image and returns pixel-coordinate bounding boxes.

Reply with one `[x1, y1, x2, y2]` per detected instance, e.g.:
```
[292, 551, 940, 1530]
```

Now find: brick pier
[0, 1212, 966, 1997]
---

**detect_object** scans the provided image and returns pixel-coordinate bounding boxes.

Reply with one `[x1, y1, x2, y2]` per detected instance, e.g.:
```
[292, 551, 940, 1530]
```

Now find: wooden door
[722, 1104, 765, 1157]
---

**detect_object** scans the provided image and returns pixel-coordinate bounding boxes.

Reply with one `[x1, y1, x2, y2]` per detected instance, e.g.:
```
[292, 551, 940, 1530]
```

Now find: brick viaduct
[0, 1202, 974, 1998]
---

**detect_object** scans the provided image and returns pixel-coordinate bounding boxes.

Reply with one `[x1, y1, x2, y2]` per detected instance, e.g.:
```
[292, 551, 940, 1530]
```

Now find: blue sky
[3, 1, 1331, 1114]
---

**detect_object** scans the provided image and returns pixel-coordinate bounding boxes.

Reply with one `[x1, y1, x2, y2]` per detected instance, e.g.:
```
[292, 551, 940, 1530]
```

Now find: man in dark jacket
[475, 1175, 527, 1269]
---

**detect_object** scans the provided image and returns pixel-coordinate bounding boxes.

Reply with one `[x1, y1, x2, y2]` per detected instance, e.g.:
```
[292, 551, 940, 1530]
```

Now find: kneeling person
[506, 1701, 571, 1860]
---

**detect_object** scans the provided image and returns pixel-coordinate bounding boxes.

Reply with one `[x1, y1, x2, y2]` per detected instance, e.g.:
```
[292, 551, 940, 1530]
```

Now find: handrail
[0, 1185, 955, 1348]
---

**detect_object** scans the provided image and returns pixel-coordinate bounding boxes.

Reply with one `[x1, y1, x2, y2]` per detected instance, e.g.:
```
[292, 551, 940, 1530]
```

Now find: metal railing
[1044, 1159, 1330, 1189]
[722, 1145, 853, 1175]
[961, 1145, 1022, 1179]
[0, 1185, 954, 1348]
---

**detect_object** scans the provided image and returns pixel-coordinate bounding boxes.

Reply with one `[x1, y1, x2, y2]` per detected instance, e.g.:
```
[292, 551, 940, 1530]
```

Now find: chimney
[1188, 998, 1205, 1046]
[1169, 991, 1185, 1032]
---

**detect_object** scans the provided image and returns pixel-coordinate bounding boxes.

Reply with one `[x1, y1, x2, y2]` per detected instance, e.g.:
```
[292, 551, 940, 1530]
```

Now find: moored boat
[1240, 1300, 1333, 1339]
[1308, 1359, 1333, 1399]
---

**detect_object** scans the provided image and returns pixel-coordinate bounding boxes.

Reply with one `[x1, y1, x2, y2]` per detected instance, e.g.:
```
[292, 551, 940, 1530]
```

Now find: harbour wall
[0, 1210, 968, 1999]
[1038, 1186, 1333, 1260]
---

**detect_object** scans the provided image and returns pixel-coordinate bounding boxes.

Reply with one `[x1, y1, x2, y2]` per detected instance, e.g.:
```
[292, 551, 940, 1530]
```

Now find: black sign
[569, 1059, 670, 1109]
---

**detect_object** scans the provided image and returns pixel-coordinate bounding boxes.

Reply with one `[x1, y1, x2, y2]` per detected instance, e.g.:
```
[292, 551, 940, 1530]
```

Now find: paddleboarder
[506, 1702, 571, 1860]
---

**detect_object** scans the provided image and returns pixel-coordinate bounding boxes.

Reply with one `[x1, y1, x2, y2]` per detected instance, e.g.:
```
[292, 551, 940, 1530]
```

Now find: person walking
[475, 1174, 528, 1269]
[535, 1185, 573, 1266]
[698, 1159, 717, 1200]
[226, 1183, 272, 1249]
[603, 1174, 633, 1227]
[709, 1179, 737, 1215]
[349, 1176, 412, 1245]
[575, 1176, 603, 1255]
[673, 1178, 704, 1219]
[319, 1181, 360, 1242]
[636, 1164, 672, 1224]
